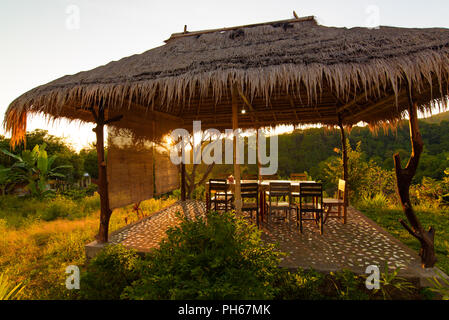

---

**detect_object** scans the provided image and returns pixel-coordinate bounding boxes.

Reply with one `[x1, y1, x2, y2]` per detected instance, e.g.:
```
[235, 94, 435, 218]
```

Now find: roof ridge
[164, 15, 316, 43]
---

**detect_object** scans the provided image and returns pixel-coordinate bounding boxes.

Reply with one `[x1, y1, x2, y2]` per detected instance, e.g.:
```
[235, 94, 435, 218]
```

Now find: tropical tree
[1, 144, 71, 197]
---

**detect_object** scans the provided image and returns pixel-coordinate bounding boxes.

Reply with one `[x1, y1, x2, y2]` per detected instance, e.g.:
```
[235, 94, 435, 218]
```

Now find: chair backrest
[242, 174, 258, 180]
[337, 179, 346, 201]
[290, 173, 307, 181]
[299, 183, 323, 207]
[269, 182, 291, 198]
[215, 173, 230, 179]
[300, 182, 323, 197]
[209, 179, 229, 195]
[261, 174, 278, 181]
[241, 182, 259, 200]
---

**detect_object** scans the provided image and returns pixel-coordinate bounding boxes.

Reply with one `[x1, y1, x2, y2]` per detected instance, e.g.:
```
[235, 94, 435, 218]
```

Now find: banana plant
[0, 165, 14, 196]
[1, 144, 72, 197]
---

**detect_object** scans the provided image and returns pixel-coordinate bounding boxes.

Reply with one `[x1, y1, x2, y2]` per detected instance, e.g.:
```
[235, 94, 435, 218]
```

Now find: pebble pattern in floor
[108, 200, 422, 276]
[109, 200, 207, 251]
[259, 207, 419, 274]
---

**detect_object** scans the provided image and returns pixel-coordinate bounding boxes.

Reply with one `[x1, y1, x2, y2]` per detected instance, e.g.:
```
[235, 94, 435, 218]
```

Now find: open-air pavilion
[4, 16, 449, 280]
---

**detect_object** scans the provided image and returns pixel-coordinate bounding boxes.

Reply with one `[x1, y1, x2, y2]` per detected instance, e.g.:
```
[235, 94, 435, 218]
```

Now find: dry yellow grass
[0, 197, 176, 299]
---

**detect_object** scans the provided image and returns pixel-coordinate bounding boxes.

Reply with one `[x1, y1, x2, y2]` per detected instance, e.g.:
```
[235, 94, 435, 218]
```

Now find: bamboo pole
[232, 86, 242, 213]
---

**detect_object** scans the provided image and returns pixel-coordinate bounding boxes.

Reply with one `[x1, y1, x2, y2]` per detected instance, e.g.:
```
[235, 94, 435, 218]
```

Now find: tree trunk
[394, 92, 436, 268]
[181, 162, 186, 201]
[92, 107, 112, 243]
[338, 114, 348, 224]
[185, 162, 215, 199]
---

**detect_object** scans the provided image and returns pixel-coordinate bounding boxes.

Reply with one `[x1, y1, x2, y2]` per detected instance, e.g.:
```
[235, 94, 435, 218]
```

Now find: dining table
[205, 179, 315, 223]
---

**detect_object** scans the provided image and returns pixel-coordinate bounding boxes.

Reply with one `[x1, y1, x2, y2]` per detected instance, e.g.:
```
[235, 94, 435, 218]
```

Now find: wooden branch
[399, 218, 421, 240]
[104, 115, 124, 125]
[89, 107, 99, 123]
[236, 87, 259, 124]
[197, 163, 216, 186]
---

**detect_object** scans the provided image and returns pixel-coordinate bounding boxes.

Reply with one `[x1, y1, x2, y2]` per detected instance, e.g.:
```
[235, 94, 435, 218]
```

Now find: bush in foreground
[122, 211, 284, 300]
[81, 211, 427, 300]
[80, 244, 140, 300]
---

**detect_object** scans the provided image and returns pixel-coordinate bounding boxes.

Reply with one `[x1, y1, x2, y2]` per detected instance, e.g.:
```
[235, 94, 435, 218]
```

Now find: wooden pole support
[338, 114, 348, 224]
[92, 106, 113, 243]
[232, 85, 242, 213]
[181, 162, 186, 201]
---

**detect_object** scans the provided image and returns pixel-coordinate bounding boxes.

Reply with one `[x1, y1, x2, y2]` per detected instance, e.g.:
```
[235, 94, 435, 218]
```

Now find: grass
[357, 201, 449, 275]
[0, 194, 176, 299]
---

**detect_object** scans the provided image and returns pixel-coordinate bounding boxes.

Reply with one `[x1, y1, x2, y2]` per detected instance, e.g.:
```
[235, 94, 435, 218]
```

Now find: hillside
[422, 110, 449, 124]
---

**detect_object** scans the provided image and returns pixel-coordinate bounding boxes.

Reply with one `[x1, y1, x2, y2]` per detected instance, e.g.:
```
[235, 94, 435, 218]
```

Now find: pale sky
[1, 0, 448, 151]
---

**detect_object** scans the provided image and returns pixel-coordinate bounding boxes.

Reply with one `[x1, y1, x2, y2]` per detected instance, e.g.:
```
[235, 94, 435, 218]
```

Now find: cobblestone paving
[109, 200, 207, 251]
[259, 207, 420, 275]
[109, 201, 423, 276]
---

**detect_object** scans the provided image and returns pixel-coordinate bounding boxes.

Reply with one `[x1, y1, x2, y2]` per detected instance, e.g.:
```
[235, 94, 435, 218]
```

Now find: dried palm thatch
[4, 16, 449, 146]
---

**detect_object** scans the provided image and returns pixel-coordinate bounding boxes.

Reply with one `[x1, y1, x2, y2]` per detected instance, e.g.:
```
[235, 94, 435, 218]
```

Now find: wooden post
[338, 114, 348, 224]
[180, 163, 186, 201]
[256, 127, 261, 180]
[90, 106, 122, 243]
[232, 86, 242, 213]
[394, 88, 436, 268]
[92, 107, 111, 243]
[256, 126, 264, 224]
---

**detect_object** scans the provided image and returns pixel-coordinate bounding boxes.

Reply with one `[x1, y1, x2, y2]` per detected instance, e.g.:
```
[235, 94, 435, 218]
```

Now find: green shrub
[60, 184, 97, 200]
[122, 211, 284, 300]
[274, 268, 328, 300]
[80, 244, 140, 300]
[78, 193, 100, 214]
[274, 268, 370, 300]
[358, 193, 389, 209]
[330, 269, 370, 300]
[40, 196, 78, 221]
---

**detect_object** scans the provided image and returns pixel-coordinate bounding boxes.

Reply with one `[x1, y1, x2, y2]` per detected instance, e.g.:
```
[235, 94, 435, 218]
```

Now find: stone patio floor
[86, 200, 446, 284]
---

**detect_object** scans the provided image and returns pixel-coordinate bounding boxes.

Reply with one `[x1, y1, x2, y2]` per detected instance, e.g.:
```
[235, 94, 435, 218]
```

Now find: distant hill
[422, 110, 449, 124]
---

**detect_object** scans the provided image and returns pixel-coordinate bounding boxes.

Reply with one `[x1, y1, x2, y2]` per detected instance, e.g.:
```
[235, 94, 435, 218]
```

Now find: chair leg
[299, 210, 303, 233]
[320, 211, 324, 235]
[256, 208, 259, 227]
[296, 208, 299, 228]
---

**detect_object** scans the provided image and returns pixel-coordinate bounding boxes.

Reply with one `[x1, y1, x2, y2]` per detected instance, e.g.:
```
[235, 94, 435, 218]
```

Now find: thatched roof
[4, 16, 449, 145]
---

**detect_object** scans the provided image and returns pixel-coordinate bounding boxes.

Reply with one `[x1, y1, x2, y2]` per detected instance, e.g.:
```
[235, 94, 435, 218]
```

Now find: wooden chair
[265, 182, 295, 222]
[260, 174, 278, 181]
[208, 179, 233, 212]
[323, 179, 347, 224]
[290, 173, 307, 181]
[242, 174, 258, 180]
[290, 173, 308, 202]
[215, 173, 231, 179]
[297, 182, 324, 234]
[241, 182, 259, 225]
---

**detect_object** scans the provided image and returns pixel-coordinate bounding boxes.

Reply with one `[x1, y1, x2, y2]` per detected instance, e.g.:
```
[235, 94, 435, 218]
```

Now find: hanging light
[241, 107, 246, 114]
